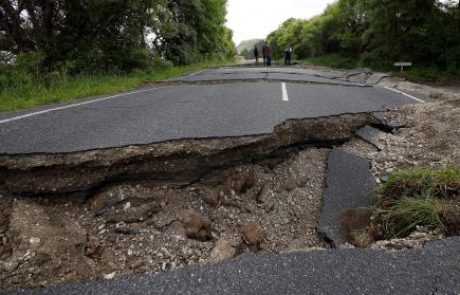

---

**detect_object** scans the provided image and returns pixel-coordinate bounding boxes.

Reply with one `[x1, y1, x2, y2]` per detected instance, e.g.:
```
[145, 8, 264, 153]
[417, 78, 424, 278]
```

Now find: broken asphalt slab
[319, 149, 377, 246]
[356, 126, 387, 150]
[4, 237, 460, 295]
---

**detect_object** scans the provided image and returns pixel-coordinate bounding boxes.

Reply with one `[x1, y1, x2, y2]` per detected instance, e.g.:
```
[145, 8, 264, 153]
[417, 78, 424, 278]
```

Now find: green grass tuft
[384, 196, 445, 238]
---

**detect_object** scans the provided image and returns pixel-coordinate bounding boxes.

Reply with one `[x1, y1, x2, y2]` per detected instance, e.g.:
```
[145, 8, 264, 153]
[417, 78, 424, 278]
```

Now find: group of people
[253, 42, 292, 67]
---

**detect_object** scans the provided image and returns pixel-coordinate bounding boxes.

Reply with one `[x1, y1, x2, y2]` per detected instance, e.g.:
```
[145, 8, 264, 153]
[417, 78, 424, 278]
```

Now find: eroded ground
[0, 148, 329, 290]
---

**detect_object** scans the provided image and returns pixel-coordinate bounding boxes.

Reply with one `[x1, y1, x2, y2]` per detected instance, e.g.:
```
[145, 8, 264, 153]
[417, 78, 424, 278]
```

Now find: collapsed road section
[3, 67, 458, 292]
[0, 112, 387, 290]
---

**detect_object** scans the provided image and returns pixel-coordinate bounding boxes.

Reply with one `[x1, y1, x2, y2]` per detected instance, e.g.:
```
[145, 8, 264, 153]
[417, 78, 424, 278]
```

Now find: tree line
[267, 0, 460, 73]
[0, 0, 236, 73]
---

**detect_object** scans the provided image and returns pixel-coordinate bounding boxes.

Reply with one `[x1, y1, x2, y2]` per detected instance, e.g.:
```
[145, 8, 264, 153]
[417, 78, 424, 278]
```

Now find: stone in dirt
[129, 258, 145, 269]
[107, 203, 161, 224]
[203, 190, 220, 207]
[100, 249, 119, 270]
[241, 169, 258, 193]
[207, 238, 238, 263]
[257, 185, 271, 204]
[221, 168, 257, 194]
[240, 222, 264, 245]
[1, 259, 19, 272]
[183, 213, 213, 242]
[89, 190, 127, 215]
[163, 221, 186, 241]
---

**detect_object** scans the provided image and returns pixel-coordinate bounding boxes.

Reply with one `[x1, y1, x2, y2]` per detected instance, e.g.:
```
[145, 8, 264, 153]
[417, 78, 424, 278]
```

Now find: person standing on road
[254, 45, 260, 66]
[284, 47, 292, 66]
[262, 41, 272, 67]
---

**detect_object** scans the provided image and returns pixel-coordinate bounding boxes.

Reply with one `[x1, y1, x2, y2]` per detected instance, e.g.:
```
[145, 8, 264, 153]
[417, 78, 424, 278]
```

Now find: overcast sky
[226, 0, 337, 45]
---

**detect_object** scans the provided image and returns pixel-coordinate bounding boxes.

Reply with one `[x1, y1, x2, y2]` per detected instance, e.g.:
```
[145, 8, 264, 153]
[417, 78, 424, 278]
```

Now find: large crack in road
[0, 113, 380, 196]
[0, 111, 387, 290]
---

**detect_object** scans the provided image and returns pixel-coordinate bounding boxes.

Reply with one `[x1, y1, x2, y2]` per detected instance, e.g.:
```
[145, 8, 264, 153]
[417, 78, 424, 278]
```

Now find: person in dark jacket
[284, 47, 292, 66]
[262, 42, 272, 66]
[254, 45, 259, 66]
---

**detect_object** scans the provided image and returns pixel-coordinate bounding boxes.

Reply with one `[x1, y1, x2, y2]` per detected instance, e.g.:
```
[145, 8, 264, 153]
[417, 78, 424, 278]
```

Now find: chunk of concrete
[371, 112, 407, 130]
[356, 126, 386, 150]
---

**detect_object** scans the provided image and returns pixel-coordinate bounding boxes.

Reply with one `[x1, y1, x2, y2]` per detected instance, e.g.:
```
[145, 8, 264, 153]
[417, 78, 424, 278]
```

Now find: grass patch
[346, 166, 460, 245]
[375, 166, 460, 239]
[0, 60, 233, 112]
[377, 167, 460, 203]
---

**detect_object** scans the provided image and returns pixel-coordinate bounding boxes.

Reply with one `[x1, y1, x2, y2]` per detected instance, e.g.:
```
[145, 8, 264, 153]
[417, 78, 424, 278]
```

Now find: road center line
[384, 87, 425, 103]
[282, 82, 289, 102]
[0, 86, 173, 125]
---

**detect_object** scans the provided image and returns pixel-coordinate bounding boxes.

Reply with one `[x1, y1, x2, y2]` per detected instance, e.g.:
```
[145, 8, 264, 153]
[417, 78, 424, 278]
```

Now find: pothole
[0, 112, 383, 290]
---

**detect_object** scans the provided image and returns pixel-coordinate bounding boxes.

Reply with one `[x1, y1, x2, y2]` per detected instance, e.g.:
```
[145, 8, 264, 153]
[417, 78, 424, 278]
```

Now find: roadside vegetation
[0, 0, 237, 111]
[348, 166, 460, 246]
[267, 0, 460, 81]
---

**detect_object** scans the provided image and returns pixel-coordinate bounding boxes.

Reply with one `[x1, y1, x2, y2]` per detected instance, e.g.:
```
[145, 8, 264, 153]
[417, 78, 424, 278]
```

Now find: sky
[226, 0, 337, 45]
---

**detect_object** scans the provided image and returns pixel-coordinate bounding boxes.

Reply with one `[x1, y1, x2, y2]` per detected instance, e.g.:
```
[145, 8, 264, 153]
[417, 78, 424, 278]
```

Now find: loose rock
[183, 213, 213, 242]
[203, 191, 220, 207]
[207, 238, 237, 263]
[257, 185, 271, 204]
[240, 222, 264, 245]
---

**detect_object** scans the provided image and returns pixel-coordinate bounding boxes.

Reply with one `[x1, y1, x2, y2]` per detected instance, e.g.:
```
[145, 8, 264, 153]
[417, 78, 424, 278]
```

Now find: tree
[267, 0, 460, 72]
[0, 0, 236, 71]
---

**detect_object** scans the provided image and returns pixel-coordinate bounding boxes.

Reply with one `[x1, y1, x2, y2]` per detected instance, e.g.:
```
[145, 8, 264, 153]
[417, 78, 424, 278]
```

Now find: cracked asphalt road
[1, 67, 458, 294]
[0, 67, 417, 154]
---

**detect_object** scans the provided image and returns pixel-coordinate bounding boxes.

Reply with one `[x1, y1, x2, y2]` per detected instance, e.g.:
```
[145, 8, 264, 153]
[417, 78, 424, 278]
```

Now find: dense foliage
[0, 0, 236, 73]
[268, 0, 460, 74]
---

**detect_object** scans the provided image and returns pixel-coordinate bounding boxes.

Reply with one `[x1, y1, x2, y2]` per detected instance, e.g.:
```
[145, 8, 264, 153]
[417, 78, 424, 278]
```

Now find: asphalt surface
[319, 149, 377, 246]
[5, 237, 460, 295]
[0, 67, 418, 154]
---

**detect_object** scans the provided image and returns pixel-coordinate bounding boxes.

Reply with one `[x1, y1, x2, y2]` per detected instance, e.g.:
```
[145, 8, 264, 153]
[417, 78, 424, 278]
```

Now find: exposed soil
[0, 148, 328, 290]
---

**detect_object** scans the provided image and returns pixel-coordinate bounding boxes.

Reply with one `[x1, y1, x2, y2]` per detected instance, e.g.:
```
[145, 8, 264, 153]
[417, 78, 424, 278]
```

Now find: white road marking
[282, 82, 289, 102]
[384, 87, 425, 103]
[0, 86, 172, 125]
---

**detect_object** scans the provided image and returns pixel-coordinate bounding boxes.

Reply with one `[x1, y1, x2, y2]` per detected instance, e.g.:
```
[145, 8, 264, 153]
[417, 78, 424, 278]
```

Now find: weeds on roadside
[346, 166, 460, 245]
